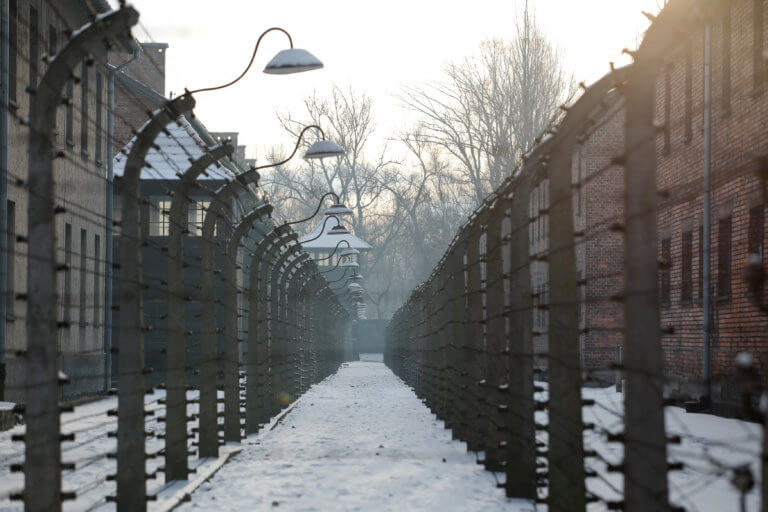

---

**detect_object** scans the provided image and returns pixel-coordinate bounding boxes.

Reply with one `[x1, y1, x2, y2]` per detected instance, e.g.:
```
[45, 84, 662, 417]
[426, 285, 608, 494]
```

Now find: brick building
[1, 0, 117, 401]
[540, 0, 768, 408]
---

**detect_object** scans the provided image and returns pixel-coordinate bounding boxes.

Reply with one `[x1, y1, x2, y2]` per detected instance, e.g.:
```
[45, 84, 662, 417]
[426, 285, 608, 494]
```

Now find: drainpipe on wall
[104, 46, 140, 391]
[701, 23, 713, 408]
[0, 0, 9, 401]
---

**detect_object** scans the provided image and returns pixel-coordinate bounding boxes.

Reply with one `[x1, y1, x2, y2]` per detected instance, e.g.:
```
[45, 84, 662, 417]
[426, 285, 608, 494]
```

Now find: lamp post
[190, 27, 324, 95]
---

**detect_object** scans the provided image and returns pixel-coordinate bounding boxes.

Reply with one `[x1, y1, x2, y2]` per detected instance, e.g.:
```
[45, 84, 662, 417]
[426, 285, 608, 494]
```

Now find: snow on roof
[299, 217, 372, 251]
[113, 116, 236, 181]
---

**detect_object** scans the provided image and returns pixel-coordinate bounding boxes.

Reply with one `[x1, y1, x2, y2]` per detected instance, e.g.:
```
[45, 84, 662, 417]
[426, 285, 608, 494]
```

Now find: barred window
[698, 226, 704, 300]
[717, 216, 732, 298]
[81, 63, 89, 154]
[29, 7, 38, 88]
[9, 0, 17, 105]
[95, 71, 104, 164]
[187, 200, 214, 236]
[148, 197, 171, 237]
[660, 237, 671, 307]
[93, 234, 101, 327]
[754, 0, 765, 93]
[79, 229, 87, 328]
[681, 230, 693, 303]
[64, 224, 72, 323]
[664, 64, 672, 153]
[722, 5, 732, 110]
[748, 205, 765, 258]
[6, 201, 15, 318]
[684, 42, 693, 143]
[66, 80, 74, 147]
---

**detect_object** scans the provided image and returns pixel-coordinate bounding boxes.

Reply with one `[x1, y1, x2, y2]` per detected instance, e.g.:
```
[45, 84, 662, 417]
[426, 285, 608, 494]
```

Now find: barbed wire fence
[0, 2, 349, 511]
[385, 2, 768, 511]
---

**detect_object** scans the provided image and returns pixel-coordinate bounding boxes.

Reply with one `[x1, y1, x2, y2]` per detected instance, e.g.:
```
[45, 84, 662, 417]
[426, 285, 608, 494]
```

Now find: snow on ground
[0, 389, 225, 511]
[580, 386, 762, 512]
[178, 361, 533, 512]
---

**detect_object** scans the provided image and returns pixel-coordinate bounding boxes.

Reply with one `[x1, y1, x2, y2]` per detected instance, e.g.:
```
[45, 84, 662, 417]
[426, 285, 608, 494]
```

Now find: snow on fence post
[547, 134, 586, 511]
[622, 41, 670, 512]
[23, 8, 138, 511]
[504, 173, 537, 500]
[282, 254, 309, 399]
[165, 143, 234, 481]
[119, 91, 194, 511]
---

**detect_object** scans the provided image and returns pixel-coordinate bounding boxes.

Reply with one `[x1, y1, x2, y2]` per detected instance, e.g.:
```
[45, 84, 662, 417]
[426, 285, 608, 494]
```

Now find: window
[29, 7, 38, 89]
[80, 63, 89, 154]
[95, 71, 103, 164]
[148, 197, 171, 236]
[684, 42, 693, 143]
[93, 234, 100, 327]
[187, 200, 211, 236]
[660, 237, 671, 307]
[722, 6, 732, 110]
[64, 224, 72, 323]
[664, 64, 672, 153]
[681, 230, 693, 303]
[9, 0, 17, 105]
[79, 229, 86, 328]
[754, 0, 765, 93]
[6, 201, 15, 318]
[717, 216, 732, 298]
[65, 80, 74, 147]
[49, 25, 57, 56]
[749, 205, 765, 260]
[698, 226, 704, 301]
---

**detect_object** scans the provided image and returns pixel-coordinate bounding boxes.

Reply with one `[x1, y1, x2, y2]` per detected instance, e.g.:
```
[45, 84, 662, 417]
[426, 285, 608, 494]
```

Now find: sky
[111, 0, 666, 161]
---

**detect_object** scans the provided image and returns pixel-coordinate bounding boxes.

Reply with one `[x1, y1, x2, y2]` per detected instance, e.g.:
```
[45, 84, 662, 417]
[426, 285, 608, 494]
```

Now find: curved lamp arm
[255, 125, 327, 171]
[316, 240, 351, 263]
[297, 214, 341, 244]
[281, 190, 341, 228]
[190, 27, 294, 94]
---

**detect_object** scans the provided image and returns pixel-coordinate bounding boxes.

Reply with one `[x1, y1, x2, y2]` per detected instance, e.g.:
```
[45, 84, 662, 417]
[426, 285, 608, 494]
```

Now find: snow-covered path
[179, 359, 531, 512]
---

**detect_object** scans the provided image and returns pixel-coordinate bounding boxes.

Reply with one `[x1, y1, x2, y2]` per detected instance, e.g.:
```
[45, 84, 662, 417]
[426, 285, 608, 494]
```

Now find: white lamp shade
[304, 139, 345, 159]
[341, 261, 359, 269]
[328, 224, 351, 236]
[323, 203, 354, 216]
[340, 248, 360, 257]
[264, 48, 323, 75]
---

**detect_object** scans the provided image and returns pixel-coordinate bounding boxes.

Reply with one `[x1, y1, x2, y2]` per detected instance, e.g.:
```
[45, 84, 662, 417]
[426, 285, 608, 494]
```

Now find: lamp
[191, 27, 323, 94]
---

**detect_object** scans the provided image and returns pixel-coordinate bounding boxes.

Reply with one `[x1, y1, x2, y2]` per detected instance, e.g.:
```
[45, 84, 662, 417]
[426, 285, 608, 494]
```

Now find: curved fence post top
[123, 94, 197, 184]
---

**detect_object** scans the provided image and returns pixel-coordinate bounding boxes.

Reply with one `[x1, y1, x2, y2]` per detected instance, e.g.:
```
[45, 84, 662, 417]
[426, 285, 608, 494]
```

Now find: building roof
[299, 218, 372, 251]
[113, 115, 237, 181]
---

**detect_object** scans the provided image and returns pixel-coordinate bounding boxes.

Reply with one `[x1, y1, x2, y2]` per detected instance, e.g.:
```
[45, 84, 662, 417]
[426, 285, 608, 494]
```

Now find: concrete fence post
[119, 92, 195, 509]
[223, 205, 272, 442]
[548, 139, 587, 511]
[166, 143, 234, 481]
[504, 175, 537, 500]
[198, 167, 259, 457]
[24, 8, 137, 511]
[246, 231, 282, 434]
[623, 52, 670, 512]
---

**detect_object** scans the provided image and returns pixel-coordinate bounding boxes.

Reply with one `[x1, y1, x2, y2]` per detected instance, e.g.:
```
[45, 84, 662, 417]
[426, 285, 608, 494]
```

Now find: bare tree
[401, 0, 571, 204]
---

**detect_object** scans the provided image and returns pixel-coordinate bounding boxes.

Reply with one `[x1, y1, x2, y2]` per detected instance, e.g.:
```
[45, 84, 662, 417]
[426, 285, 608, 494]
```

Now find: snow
[178, 361, 530, 511]
[0, 389, 227, 511]
[0, 402, 15, 412]
[0, 361, 761, 511]
[263, 48, 324, 75]
[299, 219, 372, 251]
[304, 139, 345, 159]
[113, 116, 235, 181]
